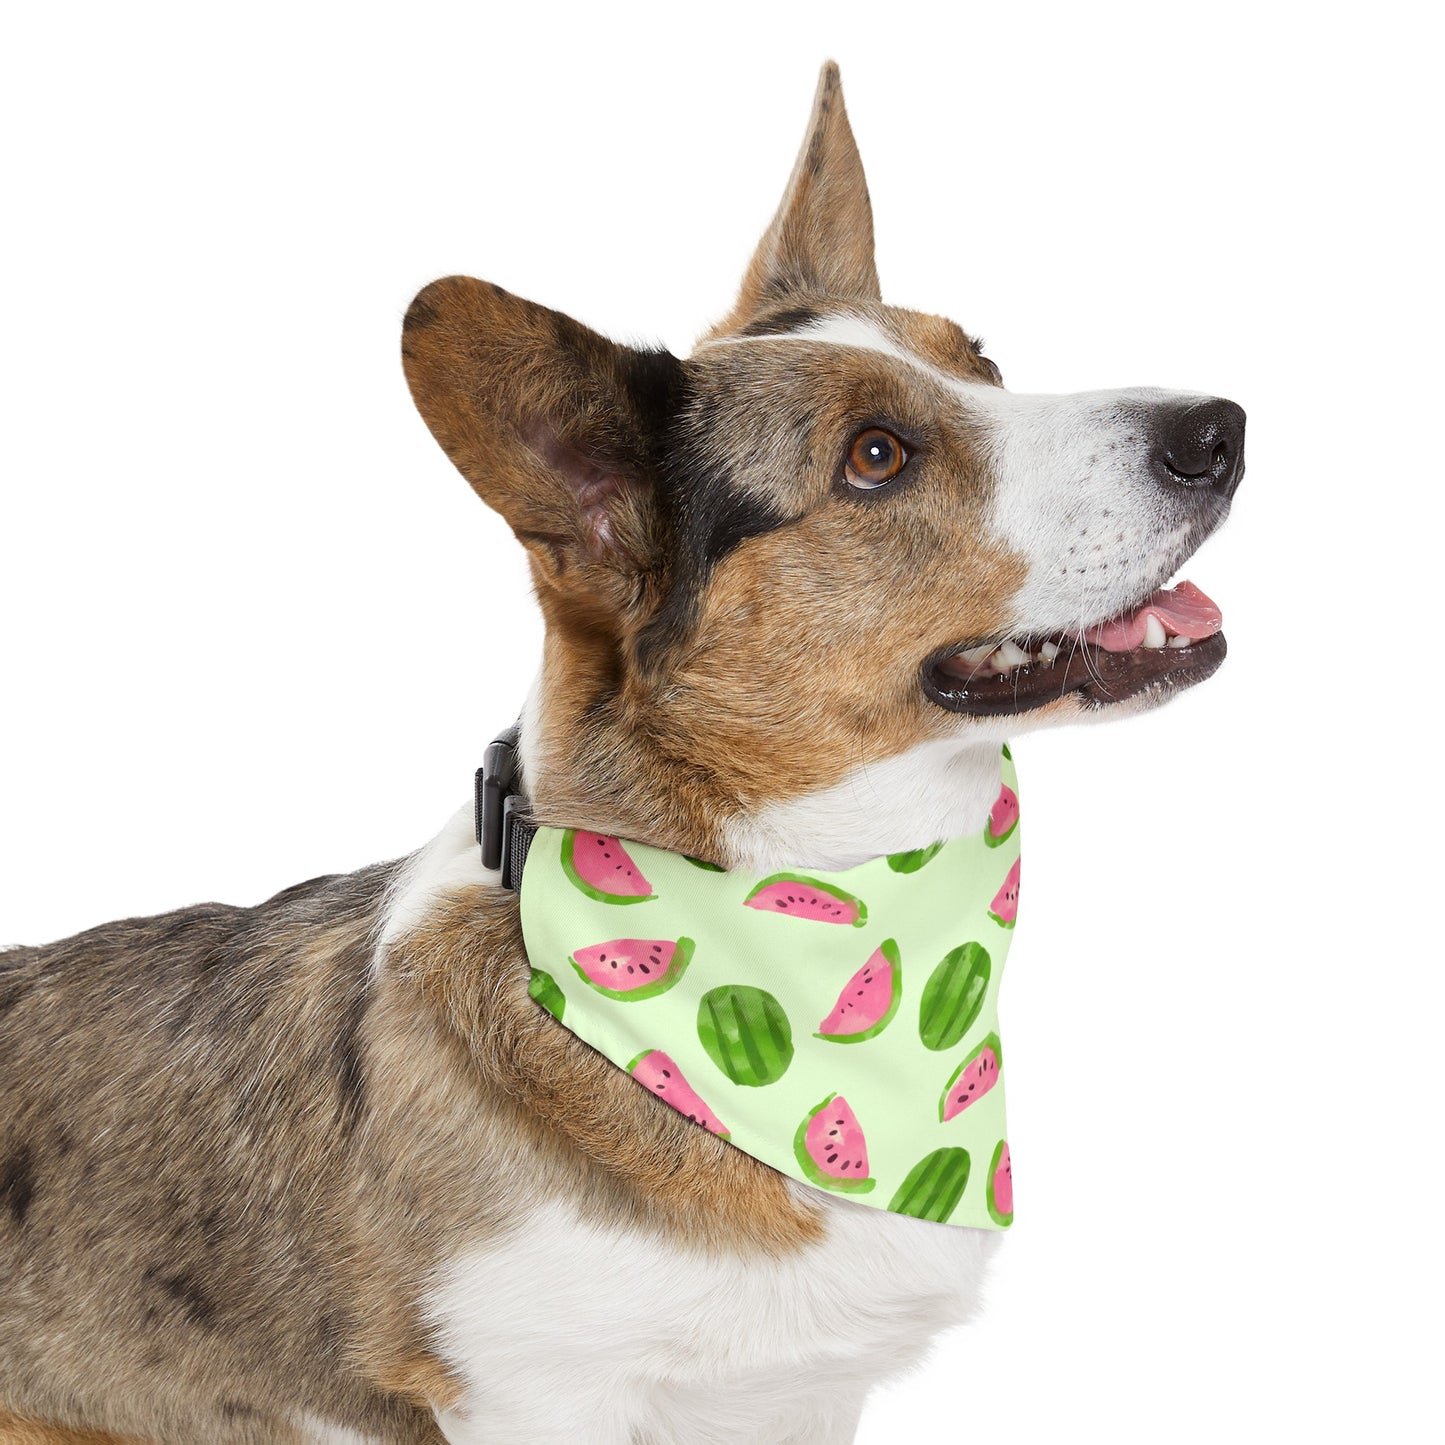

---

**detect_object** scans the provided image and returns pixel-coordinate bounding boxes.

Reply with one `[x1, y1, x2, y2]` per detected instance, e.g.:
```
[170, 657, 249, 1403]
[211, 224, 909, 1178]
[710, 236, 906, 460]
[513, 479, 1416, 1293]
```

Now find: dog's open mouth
[923, 581, 1227, 716]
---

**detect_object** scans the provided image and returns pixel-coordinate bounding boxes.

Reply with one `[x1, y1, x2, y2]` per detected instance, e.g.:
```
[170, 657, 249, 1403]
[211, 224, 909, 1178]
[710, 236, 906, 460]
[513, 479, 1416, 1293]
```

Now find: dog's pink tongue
[1080, 581, 1223, 652]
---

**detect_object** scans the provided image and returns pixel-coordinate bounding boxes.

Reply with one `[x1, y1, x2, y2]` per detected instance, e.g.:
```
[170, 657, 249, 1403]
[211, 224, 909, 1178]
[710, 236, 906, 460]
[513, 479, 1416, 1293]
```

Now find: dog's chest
[424, 1192, 999, 1444]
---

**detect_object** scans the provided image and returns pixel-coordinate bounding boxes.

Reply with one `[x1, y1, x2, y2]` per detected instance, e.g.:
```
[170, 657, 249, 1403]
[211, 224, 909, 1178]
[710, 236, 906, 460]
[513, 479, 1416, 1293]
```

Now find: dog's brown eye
[845, 428, 907, 489]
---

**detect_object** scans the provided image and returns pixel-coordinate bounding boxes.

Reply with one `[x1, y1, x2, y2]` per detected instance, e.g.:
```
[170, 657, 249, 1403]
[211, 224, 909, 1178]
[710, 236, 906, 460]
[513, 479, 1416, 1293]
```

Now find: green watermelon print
[684, 855, 726, 872]
[628, 1049, 729, 1138]
[569, 937, 693, 1001]
[888, 1147, 972, 1223]
[793, 1093, 875, 1194]
[561, 830, 656, 904]
[939, 1032, 1002, 1121]
[918, 942, 992, 1052]
[527, 967, 566, 1022]
[697, 985, 794, 1086]
[743, 873, 867, 926]
[887, 842, 943, 874]
[987, 1139, 1014, 1227]
[815, 940, 902, 1043]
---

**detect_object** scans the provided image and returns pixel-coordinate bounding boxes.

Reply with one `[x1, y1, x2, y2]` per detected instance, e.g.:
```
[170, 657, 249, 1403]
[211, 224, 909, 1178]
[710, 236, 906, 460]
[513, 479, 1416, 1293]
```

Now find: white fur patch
[426, 1194, 999, 1444]
[373, 802, 494, 966]
[294, 1416, 386, 1445]
[725, 736, 1005, 872]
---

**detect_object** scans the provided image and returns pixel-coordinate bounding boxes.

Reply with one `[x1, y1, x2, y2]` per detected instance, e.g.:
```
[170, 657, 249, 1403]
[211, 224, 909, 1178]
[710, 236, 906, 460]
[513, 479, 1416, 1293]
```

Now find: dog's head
[402, 64, 1244, 866]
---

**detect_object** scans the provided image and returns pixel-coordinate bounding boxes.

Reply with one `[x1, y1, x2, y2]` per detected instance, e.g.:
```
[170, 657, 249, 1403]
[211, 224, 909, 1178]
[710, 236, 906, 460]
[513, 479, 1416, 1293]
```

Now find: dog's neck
[517, 671, 1005, 874]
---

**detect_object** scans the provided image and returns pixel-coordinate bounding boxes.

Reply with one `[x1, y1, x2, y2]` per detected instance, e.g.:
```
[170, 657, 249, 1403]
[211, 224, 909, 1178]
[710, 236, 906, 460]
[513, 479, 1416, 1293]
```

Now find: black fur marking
[0, 1143, 36, 1226]
[333, 981, 371, 1135]
[0, 973, 29, 1021]
[402, 293, 437, 332]
[312, 1311, 342, 1351]
[219, 1401, 262, 1421]
[637, 390, 791, 668]
[143, 1266, 218, 1331]
[737, 305, 821, 338]
[198, 1206, 225, 1249]
[618, 346, 687, 440]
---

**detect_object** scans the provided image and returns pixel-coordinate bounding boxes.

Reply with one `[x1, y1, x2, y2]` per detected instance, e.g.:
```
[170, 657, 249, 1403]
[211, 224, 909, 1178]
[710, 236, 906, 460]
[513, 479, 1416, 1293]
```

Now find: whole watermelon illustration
[918, 942, 992, 1052]
[527, 967, 566, 1022]
[888, 1147, 972, 1223]
[697, 985, 794, 1086]
[886, 842, 943, 874]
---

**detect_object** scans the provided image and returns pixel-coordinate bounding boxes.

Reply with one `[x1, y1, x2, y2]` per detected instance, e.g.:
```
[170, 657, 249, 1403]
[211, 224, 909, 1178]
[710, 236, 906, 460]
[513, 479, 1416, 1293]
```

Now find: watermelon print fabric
[520, 746, 1020, 1230]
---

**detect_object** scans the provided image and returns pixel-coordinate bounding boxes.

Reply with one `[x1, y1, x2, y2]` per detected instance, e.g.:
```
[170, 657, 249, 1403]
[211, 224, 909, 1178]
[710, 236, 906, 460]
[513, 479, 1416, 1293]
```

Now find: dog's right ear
[709, 61, 880, 337]
[402, 276, 682, 606]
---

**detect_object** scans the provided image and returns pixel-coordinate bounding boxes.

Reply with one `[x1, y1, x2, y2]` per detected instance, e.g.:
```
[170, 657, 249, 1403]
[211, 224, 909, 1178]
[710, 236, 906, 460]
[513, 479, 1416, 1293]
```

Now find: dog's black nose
[1153, 397, 1246, 500]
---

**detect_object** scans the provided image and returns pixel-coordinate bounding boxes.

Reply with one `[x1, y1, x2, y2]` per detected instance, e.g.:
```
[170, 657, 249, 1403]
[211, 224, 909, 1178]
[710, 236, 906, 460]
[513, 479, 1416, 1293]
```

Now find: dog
[0, 60, 1243, 1445]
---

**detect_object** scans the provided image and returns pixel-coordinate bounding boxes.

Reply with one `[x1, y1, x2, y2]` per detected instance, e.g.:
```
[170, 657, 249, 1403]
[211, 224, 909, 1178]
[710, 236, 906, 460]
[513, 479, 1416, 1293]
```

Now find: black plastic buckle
[475, 724, 534, 891]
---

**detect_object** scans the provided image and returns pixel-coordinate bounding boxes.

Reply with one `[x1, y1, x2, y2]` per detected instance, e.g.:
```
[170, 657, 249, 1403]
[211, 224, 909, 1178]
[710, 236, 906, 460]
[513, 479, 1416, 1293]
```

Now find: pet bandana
[518, 746, 1020, 1229]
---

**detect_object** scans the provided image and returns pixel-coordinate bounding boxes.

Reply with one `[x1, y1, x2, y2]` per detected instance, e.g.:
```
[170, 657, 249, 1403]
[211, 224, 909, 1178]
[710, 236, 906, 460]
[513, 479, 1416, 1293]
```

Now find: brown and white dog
[0, 62, 1243, 1445]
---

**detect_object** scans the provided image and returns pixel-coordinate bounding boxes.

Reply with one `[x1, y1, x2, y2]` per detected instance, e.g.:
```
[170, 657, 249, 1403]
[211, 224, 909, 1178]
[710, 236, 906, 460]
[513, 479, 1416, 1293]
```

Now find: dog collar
[483, 740, 1021, 1230]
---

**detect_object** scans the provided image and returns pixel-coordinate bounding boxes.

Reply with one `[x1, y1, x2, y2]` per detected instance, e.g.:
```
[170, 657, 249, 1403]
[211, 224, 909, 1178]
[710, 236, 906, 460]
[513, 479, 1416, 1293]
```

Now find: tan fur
[0, 1414, 142, 1445]
[389, 886, 822, 1255]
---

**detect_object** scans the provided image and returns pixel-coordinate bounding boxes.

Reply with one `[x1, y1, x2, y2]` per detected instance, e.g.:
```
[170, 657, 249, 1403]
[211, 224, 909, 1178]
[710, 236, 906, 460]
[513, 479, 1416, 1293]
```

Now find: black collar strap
[475, 724, 536, 891]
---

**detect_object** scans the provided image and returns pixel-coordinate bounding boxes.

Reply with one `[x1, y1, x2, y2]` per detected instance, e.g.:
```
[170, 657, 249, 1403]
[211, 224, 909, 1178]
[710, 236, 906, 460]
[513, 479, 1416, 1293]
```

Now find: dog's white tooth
[990, 651, 1010, 675]
[959, 643, 996, 665]
[1168, 633, 1192, 648]
[1142, 615, 1168, 649]
[996, 640, 1031, 669]
[1040, 640, 1061, 663]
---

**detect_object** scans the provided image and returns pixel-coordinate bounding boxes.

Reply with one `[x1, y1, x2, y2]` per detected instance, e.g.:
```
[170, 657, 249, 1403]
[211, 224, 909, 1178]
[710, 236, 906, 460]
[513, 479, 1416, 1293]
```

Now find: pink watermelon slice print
[939, 1032, 1002, 1121]
[793, 1093, 875, 1194]
[989, 858, 1020, 929]
[744, 873, 866, 927]
[627, 1050, 729, 1138]
[560, 831, 656, 905]
[569, 937, 693, 1001]
[987, 1139, 1014, 1227]
[815, 940, 902, 1043]
[984, 782, 1019, 848]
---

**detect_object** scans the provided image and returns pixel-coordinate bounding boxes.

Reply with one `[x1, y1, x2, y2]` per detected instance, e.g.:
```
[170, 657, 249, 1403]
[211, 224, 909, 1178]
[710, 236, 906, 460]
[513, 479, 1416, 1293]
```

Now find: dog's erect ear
[402, 277, 682, 603]
[711, 61, 880, 336]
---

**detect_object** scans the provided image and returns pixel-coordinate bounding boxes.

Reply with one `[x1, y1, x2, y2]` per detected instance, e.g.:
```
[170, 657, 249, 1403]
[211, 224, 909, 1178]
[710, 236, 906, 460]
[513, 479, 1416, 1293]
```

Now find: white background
[2, 3, 1440, 1441]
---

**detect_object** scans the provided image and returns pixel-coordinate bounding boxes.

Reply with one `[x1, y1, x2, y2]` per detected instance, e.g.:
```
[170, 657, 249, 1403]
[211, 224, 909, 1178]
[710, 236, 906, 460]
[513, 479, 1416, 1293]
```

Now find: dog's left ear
[709, 60, 880, 337]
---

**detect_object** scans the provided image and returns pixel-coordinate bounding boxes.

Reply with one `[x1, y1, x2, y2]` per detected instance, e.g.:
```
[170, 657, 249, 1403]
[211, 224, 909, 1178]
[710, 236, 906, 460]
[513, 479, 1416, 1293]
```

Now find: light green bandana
[521, 745, 1020, 1229]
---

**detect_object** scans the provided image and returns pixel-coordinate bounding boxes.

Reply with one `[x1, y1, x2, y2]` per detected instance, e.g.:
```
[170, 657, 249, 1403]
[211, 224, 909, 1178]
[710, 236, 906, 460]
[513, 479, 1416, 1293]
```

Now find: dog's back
[0, 869, 441, 1443]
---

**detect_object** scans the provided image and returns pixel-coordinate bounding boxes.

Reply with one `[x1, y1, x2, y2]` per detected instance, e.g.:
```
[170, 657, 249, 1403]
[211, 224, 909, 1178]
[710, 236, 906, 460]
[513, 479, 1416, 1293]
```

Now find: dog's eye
[979, 355, 1003, 385]
[845, 428, 908, 489]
